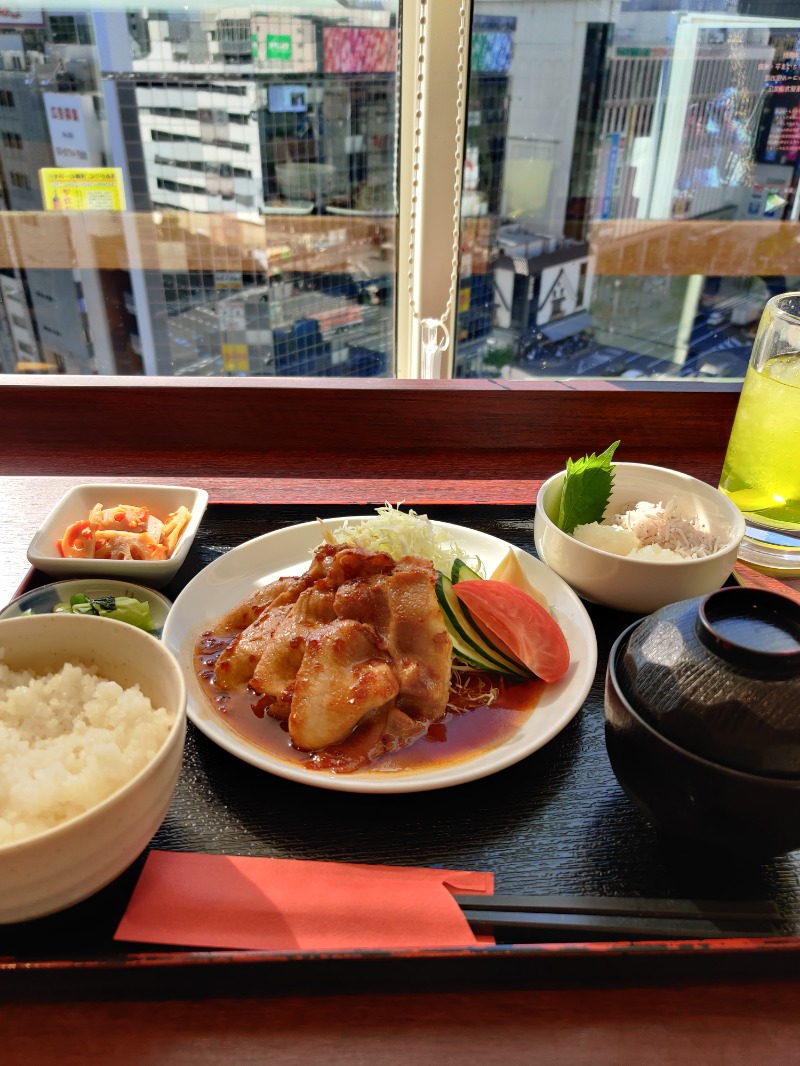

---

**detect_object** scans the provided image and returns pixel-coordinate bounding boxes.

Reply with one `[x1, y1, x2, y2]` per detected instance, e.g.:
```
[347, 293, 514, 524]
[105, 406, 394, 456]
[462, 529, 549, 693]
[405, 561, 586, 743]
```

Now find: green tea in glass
[719, 292, 800, 573]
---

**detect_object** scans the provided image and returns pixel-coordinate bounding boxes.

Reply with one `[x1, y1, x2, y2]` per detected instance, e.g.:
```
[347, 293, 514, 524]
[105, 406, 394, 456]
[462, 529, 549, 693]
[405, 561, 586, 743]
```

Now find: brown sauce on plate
[194, 629, 544, 776]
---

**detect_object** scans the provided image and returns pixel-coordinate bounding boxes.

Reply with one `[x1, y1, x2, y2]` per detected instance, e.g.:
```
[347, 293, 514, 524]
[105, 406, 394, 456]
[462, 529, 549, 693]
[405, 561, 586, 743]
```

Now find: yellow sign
[222, 343, 249, 374]
[215, 271, 243, 290]
[40, 168, 126, 212]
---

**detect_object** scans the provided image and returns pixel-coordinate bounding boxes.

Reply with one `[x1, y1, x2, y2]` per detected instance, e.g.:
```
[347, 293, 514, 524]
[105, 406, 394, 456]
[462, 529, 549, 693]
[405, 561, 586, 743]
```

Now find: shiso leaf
[557, 441, 621, 535]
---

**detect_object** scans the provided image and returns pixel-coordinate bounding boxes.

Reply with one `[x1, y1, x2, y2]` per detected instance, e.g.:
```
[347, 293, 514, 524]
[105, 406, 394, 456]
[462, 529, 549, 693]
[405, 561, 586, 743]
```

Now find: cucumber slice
[451, 558, 482, 584]
[436, 572, 529, 678]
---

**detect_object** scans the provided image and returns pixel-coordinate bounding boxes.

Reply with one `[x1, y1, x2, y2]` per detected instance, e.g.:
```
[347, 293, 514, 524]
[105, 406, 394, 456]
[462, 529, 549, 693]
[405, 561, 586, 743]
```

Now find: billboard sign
[218, 300, 246, 332]
[222, 343, 248, 373]
[43, 93, 102, 168]
[265, 34, 292, 61]
[0, 9, 44, 26]
[40, 168, 127, 212]
[322, 27, 396, 74]
[471, 32, 513, 73]
[215, 271, 243, 290]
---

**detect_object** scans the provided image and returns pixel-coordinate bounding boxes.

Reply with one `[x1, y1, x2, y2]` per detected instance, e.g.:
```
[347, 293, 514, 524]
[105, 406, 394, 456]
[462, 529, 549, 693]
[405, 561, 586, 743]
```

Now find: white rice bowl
[0, 659, 174, 846]
[0, 613, 186, 923]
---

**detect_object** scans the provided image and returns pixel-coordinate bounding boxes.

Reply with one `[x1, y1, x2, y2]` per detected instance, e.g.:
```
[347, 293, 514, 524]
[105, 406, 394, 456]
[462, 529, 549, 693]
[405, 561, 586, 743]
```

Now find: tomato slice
[453, 580, 570, 684]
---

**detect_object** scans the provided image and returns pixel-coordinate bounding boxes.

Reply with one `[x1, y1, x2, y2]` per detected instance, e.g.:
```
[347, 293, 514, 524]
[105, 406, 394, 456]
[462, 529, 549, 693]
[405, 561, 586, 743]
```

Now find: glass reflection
[460, 3, 800, 382]
[2, 3, 800, 382]
[0, 4, 398, 377]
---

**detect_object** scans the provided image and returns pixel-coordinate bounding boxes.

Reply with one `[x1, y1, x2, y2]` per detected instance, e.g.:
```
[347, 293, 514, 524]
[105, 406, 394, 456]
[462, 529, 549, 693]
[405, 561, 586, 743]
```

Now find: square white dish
[27, 483, 208, 588]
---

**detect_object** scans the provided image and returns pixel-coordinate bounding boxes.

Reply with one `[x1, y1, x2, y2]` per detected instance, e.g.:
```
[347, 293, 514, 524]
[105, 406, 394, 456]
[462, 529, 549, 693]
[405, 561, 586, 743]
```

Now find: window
[1, 2, 799, 383]
[48, 15, 80, 44]
[151, 130, 202, 144]
[156, 178, 206, 195]
[451, 3, 800, 383]
[218, 19, 251, 43]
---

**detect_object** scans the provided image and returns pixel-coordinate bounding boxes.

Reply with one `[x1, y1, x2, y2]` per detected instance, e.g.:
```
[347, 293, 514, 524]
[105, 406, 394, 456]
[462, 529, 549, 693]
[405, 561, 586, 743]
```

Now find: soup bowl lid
[616, 586, 800, 777]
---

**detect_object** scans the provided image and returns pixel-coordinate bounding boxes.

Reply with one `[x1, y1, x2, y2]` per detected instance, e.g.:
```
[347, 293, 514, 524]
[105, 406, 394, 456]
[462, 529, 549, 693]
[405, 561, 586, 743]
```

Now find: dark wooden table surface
[2, 379, 800, 1064]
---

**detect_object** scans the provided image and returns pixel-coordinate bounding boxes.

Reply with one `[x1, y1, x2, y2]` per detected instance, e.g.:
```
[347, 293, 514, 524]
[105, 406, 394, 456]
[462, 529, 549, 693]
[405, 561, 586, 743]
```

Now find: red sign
[322, 27, 396, 74]
[0, 9, 44, 26]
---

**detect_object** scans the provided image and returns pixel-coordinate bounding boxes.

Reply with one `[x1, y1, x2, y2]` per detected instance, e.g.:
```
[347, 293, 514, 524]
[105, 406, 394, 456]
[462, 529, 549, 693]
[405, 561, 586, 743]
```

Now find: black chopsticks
[454, 894, 783, 941]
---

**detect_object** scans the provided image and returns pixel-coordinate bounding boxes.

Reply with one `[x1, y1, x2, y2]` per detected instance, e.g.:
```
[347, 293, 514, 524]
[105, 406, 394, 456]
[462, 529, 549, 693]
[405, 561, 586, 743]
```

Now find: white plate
[261, 201, 315, 215]
[324, 206, 395, 217]
[162, 518, 598, 793]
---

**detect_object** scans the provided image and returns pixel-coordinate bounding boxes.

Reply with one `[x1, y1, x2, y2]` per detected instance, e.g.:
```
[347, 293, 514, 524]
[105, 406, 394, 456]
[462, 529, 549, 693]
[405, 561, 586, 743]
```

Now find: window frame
[0, 375, 740, 482]
[395, 0, 468, 378]
[0, 2, 775, 390]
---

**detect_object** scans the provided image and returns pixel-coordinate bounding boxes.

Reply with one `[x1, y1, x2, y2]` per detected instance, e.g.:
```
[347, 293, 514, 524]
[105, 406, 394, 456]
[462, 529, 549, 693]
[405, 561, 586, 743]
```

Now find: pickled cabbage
[53, 593, 156, 632]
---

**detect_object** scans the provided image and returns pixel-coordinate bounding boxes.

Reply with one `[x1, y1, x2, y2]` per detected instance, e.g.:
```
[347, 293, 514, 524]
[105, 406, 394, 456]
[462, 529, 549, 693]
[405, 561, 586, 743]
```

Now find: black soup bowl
[604, 586, 800, 857]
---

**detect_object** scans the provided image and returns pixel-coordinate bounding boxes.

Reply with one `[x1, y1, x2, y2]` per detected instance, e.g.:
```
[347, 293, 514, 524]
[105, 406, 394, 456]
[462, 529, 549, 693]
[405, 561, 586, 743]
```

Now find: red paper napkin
[114, 851, 494, 951]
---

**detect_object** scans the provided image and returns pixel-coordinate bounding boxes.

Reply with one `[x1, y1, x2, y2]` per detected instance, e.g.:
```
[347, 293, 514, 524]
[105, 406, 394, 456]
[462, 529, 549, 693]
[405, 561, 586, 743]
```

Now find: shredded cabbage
[319, 503, 484, 576]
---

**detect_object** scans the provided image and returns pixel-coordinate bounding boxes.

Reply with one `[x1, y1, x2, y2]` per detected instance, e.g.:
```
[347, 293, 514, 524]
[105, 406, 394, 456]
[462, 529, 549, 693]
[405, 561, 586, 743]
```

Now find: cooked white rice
[0, 655, 174, 846]
[573, 496, 724, 561]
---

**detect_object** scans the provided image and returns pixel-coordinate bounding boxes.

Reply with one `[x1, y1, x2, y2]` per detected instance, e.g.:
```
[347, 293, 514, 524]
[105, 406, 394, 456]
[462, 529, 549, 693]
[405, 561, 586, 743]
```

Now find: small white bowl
[534, 462, 746, 615]
[0, 613, 186, 924]
[0, 579, 172, 637]
[27, 483, 208, 589]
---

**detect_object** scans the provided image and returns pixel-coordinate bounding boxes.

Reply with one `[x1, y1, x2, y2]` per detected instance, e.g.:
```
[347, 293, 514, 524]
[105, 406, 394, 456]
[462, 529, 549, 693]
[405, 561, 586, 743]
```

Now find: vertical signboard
[219, 299, 248, 372]
[43, 93, 103, 168]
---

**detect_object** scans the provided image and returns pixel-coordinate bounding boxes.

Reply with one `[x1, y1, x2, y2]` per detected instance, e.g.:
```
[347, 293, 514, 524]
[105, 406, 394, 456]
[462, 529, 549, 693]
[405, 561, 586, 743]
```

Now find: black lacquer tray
[3, 503, 800, 999]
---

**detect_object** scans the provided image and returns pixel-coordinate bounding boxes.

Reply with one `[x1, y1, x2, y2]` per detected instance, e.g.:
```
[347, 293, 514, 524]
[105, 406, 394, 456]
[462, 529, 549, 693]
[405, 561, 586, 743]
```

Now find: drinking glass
[718, 292, 800, 574]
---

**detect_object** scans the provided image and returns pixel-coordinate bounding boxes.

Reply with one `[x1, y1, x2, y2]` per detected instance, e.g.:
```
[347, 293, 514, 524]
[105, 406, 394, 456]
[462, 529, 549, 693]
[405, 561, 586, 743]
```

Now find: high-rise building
[99, 7, 398, 377]
[0, 13, 141, 374]
[0, 7, 400, 377]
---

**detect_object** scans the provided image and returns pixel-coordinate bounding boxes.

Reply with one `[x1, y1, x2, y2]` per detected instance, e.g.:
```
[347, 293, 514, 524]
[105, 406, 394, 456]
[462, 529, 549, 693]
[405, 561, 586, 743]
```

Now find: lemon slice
[489, 547, 550, 608]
